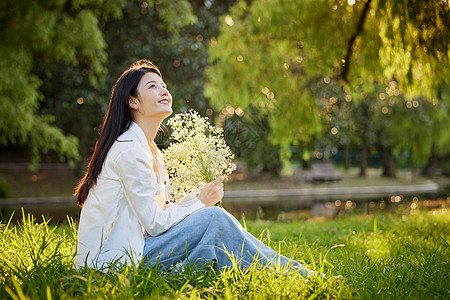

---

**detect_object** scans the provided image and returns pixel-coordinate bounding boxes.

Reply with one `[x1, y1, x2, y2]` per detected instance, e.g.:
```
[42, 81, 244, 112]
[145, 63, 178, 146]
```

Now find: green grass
[1, 206, 449, 299]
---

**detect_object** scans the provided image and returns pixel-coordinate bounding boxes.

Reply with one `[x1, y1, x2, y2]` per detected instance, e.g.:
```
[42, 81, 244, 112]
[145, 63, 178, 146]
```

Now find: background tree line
[205, 0, 449, 177]
[0, 0, 235, 174]
[0, 0, 448, 179]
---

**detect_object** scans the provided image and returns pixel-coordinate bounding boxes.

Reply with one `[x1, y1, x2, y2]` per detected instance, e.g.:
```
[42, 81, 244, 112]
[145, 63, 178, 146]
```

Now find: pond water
[226, 194, 448, 221]
[1, 187, 448, 224]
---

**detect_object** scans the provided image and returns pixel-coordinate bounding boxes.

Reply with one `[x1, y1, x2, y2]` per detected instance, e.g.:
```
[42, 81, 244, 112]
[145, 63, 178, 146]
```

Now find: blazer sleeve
[114, 146, 205, 237]
[173, 188, 202, 206]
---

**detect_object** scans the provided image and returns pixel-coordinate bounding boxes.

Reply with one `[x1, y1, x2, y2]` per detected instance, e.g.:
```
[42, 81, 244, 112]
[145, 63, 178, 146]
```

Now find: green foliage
[0, 0, 126, 167]
[0, 0, 215, 169]
[223, 112, 283, 172]
[99, 0, 205, 114]
[205, 0, 449, 171]
[308, 76, 357, 159]
[373, 86, 450, 167]
[205, 0, 324, 168]
[34, 0, 234, 176]
[1, 207, 448, 298]
[311, 80, 450, 172]
[377, 0, 449, 98]
[155, 0, 198, 39]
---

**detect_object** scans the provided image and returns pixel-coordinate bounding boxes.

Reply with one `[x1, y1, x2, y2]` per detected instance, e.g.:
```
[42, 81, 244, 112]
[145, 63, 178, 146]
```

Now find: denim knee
[201, 206, 229, 222]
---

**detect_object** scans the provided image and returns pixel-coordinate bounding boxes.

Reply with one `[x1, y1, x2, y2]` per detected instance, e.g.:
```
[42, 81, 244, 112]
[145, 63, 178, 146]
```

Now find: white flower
[163, 109, 236, 201]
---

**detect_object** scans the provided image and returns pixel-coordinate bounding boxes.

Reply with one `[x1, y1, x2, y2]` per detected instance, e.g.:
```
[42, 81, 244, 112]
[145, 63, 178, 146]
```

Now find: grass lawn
[1, 205, 448, 299]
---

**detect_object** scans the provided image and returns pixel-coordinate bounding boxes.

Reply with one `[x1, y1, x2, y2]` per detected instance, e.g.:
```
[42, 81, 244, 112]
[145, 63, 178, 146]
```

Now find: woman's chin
[158, 109, 172, 120]
[164, 108, 173, 116]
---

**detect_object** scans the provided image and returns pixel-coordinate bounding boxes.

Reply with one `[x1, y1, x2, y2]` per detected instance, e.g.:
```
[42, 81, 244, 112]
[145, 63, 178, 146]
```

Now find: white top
[75, 122, 205, 269]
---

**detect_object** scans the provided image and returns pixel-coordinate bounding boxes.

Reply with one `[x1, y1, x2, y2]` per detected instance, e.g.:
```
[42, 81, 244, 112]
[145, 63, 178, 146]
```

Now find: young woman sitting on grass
[74, 59, 313, 276]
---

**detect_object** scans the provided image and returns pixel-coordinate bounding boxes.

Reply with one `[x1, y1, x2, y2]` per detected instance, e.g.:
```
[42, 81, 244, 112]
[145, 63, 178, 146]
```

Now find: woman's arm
[114, 146, 205, 236]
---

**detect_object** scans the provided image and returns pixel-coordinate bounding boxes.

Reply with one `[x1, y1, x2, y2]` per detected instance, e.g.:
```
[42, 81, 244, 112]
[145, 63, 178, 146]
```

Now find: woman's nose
[160, 87, 169, 96]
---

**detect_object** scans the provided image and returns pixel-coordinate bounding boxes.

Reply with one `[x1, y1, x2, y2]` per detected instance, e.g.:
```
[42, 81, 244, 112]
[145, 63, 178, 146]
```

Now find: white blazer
[75, 122, 205, 269]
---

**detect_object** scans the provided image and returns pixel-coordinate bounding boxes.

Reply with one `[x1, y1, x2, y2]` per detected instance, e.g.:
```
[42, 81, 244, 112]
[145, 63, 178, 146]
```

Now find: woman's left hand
[197, 176, 224, 207]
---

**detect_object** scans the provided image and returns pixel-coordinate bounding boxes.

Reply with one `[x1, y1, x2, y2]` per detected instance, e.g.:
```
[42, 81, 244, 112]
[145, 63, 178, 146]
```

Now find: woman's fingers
[213, 176, 224, 184]
[198, 176, 226, 207]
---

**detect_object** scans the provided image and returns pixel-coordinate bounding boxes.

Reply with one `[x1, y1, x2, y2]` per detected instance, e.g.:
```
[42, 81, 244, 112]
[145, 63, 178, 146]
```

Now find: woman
[74, 59, 310, 276]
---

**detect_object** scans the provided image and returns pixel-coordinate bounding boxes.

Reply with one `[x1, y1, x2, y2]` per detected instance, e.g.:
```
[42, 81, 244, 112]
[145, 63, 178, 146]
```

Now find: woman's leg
[143, 206, 309, 276]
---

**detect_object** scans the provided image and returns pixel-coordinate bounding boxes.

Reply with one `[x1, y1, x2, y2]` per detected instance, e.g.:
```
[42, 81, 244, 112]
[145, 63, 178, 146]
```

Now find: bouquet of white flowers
[163, 109, 236, 202]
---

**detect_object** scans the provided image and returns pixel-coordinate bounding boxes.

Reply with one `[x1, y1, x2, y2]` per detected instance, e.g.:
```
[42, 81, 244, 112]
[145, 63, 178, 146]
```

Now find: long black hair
[75, 59, 162, 207]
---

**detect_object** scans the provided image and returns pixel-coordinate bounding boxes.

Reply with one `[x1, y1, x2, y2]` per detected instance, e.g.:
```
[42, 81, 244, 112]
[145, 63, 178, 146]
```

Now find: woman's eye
[149, 84, 157, 89]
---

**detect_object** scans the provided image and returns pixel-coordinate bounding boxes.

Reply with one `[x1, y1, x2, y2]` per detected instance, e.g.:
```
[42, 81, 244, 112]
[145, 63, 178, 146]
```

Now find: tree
[1, 0, 217, 170]
[0, 0, 127, 168]
[36, 0, 236, 175]
[420, 84, 450, 177]
[36, 0, 201, 173]
[205, 0, 449, 172]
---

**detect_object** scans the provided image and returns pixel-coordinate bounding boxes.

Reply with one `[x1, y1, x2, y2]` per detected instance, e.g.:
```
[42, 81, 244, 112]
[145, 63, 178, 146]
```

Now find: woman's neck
[134, 117, 161, 148]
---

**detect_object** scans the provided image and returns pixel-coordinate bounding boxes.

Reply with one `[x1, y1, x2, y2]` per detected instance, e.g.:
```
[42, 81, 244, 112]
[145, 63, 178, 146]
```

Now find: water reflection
[0, 194, 448, 224]
[0, 203, 80, 223]
[224, 194, 449, 221]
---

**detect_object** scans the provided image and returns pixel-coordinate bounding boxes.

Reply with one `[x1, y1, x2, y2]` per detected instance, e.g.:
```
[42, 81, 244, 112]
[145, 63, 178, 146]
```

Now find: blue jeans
[143, 206, 309, 276]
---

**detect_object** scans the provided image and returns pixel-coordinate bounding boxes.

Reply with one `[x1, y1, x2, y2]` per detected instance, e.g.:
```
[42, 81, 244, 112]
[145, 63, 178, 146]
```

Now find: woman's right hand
[197, 176, 224, 207]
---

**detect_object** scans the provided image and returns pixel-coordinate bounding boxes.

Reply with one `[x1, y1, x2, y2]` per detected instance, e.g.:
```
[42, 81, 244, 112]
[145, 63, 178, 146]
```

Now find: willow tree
[0, 0, 128, 168]
[0, 0, 204, 169]
[35, 0, 200, 174]
[205, 0, 449, 172]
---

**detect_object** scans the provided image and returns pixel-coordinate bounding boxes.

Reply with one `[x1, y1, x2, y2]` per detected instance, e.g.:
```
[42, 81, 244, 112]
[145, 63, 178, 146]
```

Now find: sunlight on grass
[0, 207, 448, 299]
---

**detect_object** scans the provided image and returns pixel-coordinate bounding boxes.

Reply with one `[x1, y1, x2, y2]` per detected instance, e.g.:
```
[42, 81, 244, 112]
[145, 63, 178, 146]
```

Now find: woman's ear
[129, 96, 139, 109]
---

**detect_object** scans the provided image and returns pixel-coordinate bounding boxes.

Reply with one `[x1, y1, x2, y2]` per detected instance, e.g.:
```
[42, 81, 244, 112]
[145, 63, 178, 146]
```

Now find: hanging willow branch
[341, 0, 372, 82]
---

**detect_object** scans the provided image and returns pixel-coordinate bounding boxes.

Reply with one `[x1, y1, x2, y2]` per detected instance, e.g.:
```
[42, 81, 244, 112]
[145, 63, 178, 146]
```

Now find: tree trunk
[301, 158, 310, 170]
[359, 140, 367, 177]
[359, 101, 369, 177]
[376, 131, 396, 178]
[421, 149, 450, 177]
[421, 153, 438, 177]
[381, 147, 396, 177]
[344, 142, 351, 170]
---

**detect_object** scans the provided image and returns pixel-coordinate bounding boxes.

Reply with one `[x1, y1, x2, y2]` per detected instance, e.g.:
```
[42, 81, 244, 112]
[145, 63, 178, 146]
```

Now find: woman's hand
[197, 176, 224, 207]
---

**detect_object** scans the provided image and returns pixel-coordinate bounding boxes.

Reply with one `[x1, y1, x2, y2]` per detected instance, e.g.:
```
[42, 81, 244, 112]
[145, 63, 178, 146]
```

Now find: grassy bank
[1, 206, 448, 299]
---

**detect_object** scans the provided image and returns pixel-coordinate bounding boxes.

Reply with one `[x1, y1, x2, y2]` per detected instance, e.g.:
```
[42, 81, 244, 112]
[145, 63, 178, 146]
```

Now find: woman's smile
[158, 98, 170, 105]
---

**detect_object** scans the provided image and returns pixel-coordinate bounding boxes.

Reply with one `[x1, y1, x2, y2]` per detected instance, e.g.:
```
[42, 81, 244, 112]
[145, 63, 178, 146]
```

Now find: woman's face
[130, 71, 173, 120]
